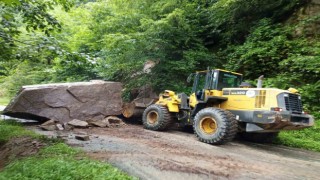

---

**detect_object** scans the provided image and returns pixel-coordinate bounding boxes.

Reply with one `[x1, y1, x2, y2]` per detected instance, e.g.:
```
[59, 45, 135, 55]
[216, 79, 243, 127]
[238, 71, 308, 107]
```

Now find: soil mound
[0, 137, 45, 169]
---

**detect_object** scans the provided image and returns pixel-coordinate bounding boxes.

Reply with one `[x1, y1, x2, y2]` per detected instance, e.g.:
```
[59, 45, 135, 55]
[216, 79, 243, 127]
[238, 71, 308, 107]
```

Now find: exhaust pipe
[257, 75, 264, 88]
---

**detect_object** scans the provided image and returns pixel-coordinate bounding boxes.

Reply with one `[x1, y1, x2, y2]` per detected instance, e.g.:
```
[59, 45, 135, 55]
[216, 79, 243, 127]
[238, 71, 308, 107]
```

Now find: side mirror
[187, 73, 194, 83]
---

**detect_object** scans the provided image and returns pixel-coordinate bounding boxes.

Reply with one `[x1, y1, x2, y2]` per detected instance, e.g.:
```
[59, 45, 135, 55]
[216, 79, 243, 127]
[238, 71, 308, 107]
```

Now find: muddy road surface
[31, 124, 320, 180]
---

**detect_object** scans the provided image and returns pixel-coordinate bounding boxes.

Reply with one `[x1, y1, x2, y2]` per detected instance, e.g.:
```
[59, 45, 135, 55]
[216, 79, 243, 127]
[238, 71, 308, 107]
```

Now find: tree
[0, 0, 73, 61]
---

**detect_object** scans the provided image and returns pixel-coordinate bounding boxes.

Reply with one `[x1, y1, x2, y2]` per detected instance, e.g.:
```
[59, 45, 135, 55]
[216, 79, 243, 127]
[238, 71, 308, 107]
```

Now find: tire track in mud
[82, 126, 280, 179]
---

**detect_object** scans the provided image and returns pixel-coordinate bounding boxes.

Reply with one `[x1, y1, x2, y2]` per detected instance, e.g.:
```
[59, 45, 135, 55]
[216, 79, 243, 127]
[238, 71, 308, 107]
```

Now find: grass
[0, 120, 39, 144]
[0, 96, 10, 106]
[0, 143, 135, 180]
[0, 120, 136, 180]
[274, 113, 320, 152]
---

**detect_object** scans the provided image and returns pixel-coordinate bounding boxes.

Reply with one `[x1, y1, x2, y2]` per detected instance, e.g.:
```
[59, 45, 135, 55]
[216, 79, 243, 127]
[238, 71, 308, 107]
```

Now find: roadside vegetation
[275, 113, 320, 152]
[0, 97, 9, 106]
[0, 120, 38, 144]
[0, 120, 136, 179]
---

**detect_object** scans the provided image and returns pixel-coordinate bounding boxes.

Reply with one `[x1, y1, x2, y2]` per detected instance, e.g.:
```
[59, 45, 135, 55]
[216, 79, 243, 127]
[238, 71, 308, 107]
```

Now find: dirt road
[30, 123, 320, 180]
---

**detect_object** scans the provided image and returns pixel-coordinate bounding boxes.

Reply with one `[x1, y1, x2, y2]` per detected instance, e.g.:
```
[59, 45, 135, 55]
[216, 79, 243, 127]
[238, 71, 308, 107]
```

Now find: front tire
[193, 108, 238, 145]
[142, 104, 173, 131]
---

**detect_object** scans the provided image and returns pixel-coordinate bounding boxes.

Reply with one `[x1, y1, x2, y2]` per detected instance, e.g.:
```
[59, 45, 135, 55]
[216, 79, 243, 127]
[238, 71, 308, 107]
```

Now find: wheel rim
[200, 116, 217, 134]
[147, 111, 158, 124]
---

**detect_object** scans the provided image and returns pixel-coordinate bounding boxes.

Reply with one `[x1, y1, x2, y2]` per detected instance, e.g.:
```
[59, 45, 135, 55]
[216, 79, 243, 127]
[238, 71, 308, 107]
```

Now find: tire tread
[142, 104, 173, 131]
[193, 108, 238, 145]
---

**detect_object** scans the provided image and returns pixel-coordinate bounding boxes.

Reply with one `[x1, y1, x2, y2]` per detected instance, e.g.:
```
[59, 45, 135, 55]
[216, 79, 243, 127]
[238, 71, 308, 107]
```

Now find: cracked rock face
[3, 81, 123, 123]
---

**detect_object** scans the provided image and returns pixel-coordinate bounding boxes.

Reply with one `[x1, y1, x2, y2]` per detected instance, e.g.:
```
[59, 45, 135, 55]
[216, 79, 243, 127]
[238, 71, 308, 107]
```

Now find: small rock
[63, 123, 73, 131]
[104, 116, 123, 124]
[102, 116, 125, 128]
[75, 131, 88, 135]
[75, 135, 90, 141]
[41, 119, 56, 126]
[40, 125, 57, 131]
[68, 119, 88, 127]
[87, 119, 109, 128]
[56, 124, 64, 131]
[57, 134, 68, 139]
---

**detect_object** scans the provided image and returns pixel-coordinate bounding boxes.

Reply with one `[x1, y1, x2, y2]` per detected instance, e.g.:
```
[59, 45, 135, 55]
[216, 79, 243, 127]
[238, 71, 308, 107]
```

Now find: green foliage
[52, 53, 99, 82]
[38, 143, 81, 157]
[298, 82, 320, 111]
[0, 61, 51, 97]
[0, 0, 73, 62]
[0, 120, 38, 144]
[65, 1, 216, 92]
[0, 154, 135, 180]
[0, 96, 10, 105]
[275, 113, 320, 152]
[0, 0, 20, 5]
[200, 0, 305, 46]
[0, 26, 100, 96]
[223, 19, 288, 77]
[0, 0, 80, 98]
[0, 0, 73, 34]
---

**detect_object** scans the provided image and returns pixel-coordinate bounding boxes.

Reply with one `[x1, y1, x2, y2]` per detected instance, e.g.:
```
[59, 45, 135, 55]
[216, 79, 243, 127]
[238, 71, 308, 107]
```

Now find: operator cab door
[189, 70, 242, 116]
[189, 70, 216, 117]
[192, 72, 207, 101]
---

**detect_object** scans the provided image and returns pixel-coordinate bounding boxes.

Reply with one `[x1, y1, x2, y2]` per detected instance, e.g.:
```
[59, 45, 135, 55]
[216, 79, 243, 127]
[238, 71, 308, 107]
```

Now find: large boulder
[3, 80, 123, 123]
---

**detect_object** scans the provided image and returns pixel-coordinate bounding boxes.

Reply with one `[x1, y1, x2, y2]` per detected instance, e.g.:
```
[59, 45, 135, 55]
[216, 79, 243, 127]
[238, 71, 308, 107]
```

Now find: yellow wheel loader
[142, 69, 314, 144]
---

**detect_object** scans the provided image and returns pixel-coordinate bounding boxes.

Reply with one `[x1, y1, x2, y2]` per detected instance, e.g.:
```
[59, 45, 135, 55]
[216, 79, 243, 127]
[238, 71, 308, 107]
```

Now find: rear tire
[240, 132, 279, 143]
[193, 108, 238, 145]
[142, 104, 173, 131]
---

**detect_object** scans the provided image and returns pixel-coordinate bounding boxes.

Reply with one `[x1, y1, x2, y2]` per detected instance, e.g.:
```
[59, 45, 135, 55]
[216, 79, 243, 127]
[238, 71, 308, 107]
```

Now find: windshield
[216, 71, 242, 90]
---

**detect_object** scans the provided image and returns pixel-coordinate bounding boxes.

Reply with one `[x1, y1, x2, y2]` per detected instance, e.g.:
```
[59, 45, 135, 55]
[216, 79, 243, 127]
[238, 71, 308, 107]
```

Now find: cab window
[217, 72, 242, 90]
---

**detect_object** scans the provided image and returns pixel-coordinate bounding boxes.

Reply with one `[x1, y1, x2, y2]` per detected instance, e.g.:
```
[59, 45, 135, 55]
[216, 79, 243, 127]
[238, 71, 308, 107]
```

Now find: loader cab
[190, 69, 242, 100]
